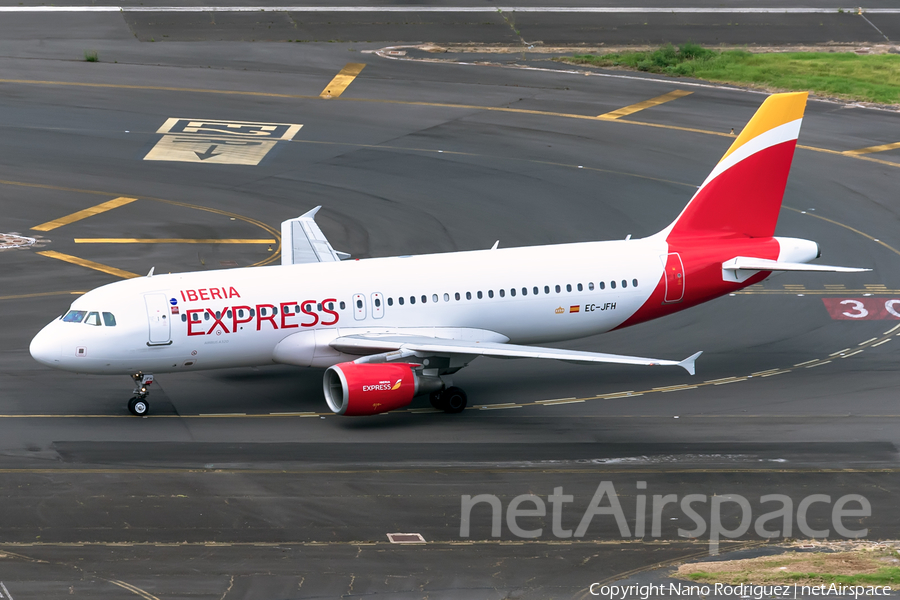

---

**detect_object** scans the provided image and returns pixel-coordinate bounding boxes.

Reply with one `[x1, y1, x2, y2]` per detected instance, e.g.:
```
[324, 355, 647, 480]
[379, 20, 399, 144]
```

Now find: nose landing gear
[128, 372, 153, 416]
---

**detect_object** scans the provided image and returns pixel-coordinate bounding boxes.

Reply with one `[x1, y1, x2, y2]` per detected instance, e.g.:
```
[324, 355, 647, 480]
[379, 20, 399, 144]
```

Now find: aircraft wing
[281, 206, 351, 265]
[330, 334, 701, 375]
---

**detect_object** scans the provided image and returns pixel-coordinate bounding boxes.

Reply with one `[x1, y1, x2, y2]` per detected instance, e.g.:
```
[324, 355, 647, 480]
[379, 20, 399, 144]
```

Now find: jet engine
[323, 362, 442, 416]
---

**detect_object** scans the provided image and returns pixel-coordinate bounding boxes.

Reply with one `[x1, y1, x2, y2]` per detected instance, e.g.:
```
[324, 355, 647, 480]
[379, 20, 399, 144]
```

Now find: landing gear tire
[429, 390, 445, 411]
[441, 386, 467, 414]
[128, 397, 149, 416]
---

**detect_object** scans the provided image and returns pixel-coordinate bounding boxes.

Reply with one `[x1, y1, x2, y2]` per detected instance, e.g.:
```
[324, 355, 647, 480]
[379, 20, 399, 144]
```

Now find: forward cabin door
[145, 293, 172, 345]
[662, 253, 685, 303]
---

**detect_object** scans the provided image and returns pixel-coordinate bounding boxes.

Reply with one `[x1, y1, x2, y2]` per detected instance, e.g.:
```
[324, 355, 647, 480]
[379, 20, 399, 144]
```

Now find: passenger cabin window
[433, 294, 439, 303]
[387, 298, 393, 306]
[566, 284, 572, 292]
[340, 301, 346, 310]
[374, 298, 381, 308]
[599, 282, 606, 290]
[85, 312, 101, 326]
[477, 291, 483, 299]
[510, 288, 515, 297]
[488, 290, 494, 299]
[544, 286, 550, 294]
[455, 292, 461, 301]
[577, 283, 583, 292]
[622, 280, 627, 288]
[421, 295, 427, 304]
[633, 279, 638, 287]
[610, 281, 617, 289]
[522, 287, 528, 296]
[588, 282, 594, 291]
[399, 297, 405, 305]
[356, 299, 363, 309]
[466, 292, 472, 300]
[63, 310, 87, 323]
[444, 293, 450, 302]
[533, 287, 539, 295]
[410, 296, 416, 305]
[499, 289, 506, 298]
[555, 285, 561, 293]
[102, 312, 116, 326]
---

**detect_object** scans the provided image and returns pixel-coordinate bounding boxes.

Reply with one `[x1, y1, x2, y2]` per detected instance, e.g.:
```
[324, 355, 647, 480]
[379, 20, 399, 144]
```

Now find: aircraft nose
[30, 323, 61, 367]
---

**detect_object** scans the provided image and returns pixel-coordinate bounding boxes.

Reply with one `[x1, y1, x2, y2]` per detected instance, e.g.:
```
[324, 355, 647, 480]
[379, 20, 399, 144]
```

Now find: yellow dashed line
[320, 63, 366, 98]
[74, 238, 276, 244]
[31, 196, 136, 232]
[36, 251, 139, 279]
[0, 290, 85, 301]
[597, 90, 693, 120]
[844, 141, 900, 155]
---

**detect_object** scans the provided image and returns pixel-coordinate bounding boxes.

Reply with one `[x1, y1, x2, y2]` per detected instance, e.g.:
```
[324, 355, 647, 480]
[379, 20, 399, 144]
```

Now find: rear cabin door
[144, 293, 172, 345]
[662, 253, 685, 303]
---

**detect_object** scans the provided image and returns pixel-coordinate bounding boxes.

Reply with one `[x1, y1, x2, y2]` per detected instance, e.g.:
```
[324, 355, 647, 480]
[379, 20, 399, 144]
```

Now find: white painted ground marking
[1, 582, 14, 600]
[144, 118, 302, 166]
[387, 533, 426, 544]
[872, 338, 892, 347]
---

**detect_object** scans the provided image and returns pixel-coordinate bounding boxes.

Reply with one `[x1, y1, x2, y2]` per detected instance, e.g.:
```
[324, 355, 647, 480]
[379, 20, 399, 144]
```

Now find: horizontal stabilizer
[331, 334, 701, 375]
[722, 257, 870, 273]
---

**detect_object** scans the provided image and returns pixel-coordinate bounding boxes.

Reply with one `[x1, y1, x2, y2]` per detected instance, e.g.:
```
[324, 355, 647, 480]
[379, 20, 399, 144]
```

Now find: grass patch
[556, 43, 900, 105]
[83, 49, 98, 62]
[677, 550, 900, 585]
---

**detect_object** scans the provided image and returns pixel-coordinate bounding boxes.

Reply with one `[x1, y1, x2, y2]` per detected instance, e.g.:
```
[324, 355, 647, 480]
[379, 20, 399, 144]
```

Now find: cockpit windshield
[62, 310, 87, 323]
[61, 310, 116, 326]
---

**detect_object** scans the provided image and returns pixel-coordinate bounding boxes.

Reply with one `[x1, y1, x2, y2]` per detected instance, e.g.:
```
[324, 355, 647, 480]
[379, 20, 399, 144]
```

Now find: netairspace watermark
[459, 481, 871, 554]
[588, 583, 892, 599]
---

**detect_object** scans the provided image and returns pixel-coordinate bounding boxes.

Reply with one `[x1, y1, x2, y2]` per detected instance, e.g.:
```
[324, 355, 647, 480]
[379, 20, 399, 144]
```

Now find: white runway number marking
[0, 581, 14, 600]
[144, 118, 303, 165]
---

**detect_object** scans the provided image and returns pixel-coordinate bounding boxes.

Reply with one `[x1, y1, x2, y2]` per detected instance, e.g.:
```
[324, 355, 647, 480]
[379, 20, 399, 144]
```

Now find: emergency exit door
[662, 253, 685, 303]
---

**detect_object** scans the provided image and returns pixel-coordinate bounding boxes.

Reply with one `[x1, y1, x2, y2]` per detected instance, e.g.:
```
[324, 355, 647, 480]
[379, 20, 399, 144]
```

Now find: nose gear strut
[128, 372, 153, 416]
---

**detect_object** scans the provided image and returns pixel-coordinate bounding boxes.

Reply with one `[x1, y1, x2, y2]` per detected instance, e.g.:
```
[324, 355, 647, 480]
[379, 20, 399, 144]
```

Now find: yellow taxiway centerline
[320, 63, 366, 99]
[31, 196, 137, 232]
[598, 90, 693, 120]
[844, 141, 900, 155]
[74, 238, 276, 244]
[36, 251, 140, 279]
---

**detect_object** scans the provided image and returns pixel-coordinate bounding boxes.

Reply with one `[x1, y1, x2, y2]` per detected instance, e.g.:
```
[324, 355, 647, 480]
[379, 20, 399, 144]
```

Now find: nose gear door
[661, 253, 685, 303]
[144, 293, 172, 345]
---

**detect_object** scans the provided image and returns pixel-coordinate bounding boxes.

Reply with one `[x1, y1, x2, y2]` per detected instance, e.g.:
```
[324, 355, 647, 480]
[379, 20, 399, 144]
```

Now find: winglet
[678, 351, 703, 376]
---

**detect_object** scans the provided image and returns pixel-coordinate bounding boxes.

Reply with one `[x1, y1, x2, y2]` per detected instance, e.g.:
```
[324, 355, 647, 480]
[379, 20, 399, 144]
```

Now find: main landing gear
[128, 372, 154, 416]
[429, 386, 468, 414]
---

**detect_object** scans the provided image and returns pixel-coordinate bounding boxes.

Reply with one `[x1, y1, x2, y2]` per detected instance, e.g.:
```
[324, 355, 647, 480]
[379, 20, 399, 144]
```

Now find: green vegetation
[556, 43, 900, 104]
[676, 550, 900, 586]
[83, 49, 98, 62]
[686, 567, 900, 586]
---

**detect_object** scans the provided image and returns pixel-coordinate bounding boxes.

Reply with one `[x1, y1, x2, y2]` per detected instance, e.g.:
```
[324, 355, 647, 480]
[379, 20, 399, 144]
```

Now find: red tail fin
[666, 92, 808, 240]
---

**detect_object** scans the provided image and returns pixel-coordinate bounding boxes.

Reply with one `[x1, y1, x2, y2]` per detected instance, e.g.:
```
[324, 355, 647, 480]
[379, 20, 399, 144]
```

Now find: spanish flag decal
[569, 305, 580, 313]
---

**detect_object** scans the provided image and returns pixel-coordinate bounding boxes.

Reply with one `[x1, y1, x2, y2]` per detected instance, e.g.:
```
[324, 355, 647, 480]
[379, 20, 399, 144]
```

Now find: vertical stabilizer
[664, 92, 808, 240]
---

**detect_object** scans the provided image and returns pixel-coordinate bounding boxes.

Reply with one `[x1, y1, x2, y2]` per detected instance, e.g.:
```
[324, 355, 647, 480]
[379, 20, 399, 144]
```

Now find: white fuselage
[30, 237, 669, 375]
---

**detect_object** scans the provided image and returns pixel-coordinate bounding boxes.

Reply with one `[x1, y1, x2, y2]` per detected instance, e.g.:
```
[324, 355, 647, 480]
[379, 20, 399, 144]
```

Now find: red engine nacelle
[324, 362, 426, 416]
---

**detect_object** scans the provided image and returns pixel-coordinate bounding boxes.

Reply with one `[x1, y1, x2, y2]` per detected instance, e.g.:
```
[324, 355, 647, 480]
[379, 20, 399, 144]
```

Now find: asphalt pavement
[0, 7, 899, 599]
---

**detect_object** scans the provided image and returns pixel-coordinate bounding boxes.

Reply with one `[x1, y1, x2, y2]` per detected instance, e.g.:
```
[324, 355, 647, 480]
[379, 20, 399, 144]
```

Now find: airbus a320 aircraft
[30, 92, 866, 417]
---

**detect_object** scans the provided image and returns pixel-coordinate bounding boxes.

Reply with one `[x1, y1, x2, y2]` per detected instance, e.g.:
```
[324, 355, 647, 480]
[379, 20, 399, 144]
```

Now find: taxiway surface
[0, 9, 899, 599]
